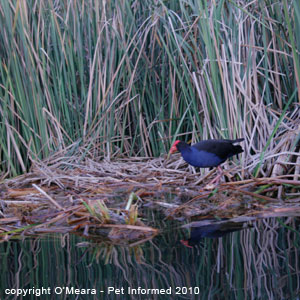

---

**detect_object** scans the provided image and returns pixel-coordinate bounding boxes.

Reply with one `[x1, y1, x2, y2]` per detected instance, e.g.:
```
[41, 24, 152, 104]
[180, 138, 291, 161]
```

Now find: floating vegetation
[0, 156, 299, 242]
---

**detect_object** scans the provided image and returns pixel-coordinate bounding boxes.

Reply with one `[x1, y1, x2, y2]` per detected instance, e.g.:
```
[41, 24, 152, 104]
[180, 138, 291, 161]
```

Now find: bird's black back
[192, 138, 244, 160]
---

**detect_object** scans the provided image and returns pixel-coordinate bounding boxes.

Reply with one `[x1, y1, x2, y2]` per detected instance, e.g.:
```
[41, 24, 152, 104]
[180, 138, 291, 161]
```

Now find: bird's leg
[207, 166, 224, 185]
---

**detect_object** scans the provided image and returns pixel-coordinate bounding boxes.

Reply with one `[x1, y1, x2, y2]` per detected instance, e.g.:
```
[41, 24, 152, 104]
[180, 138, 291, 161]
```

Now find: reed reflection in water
[1, 217, 300, 300]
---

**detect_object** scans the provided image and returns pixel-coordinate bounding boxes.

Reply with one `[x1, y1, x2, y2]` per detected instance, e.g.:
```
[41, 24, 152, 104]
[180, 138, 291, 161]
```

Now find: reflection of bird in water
[181, 222, 249, 248]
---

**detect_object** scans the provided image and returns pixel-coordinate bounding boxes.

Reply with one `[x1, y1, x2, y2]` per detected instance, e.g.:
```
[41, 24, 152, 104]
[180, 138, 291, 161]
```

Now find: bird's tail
[233, 144, 244, 155]
[232, 138, 244, 156]
[229, 138, 244, 144]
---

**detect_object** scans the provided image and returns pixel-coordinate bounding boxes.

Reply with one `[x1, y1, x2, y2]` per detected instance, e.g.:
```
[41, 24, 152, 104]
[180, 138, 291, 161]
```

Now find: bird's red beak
[168, 140, 180, 155]
[180, 239, 193, 248]
[169, 144, 178, 154]
[167, 140, 180, 159]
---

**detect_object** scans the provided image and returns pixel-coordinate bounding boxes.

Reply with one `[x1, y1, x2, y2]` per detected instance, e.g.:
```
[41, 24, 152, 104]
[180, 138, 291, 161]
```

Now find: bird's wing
[192, 140, 238, 160]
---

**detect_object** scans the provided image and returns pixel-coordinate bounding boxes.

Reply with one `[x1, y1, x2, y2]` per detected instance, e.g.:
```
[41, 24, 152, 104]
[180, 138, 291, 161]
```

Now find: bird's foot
[204, 166, 223, 189]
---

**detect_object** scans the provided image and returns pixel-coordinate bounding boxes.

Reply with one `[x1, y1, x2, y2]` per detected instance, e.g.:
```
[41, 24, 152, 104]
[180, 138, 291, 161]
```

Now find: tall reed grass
[0, 0, 299, 177]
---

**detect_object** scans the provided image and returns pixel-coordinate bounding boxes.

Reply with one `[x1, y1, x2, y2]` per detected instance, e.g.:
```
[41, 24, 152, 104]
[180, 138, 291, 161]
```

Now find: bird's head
[169, 140, 181, 154]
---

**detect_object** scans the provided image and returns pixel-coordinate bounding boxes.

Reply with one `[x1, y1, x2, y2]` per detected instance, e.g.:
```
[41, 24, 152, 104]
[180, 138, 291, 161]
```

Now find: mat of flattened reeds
[0, 156, 299, 243]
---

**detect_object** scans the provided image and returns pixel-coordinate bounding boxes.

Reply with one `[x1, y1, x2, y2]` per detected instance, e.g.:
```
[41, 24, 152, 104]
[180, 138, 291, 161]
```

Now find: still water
[1, 216, 300, 300]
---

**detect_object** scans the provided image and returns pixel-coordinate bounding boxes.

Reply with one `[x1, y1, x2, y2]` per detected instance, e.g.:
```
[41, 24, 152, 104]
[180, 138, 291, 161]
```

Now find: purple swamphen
[169, 138, 244, 184]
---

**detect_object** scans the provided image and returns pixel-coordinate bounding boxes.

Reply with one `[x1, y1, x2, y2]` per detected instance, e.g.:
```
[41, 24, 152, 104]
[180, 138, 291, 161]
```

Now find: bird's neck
[177, 141, 191, 154]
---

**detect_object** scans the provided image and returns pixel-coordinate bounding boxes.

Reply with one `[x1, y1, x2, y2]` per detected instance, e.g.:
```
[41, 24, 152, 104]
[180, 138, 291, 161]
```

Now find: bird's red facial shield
[169, 140, 181, 154]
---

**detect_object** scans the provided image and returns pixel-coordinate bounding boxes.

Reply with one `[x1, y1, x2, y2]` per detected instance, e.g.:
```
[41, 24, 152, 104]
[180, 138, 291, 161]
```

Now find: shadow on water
[1, 207, 300, 300]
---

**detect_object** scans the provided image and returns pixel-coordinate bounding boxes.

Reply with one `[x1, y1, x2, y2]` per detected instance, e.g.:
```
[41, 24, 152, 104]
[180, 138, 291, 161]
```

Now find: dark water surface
[1, 214, 300, 300]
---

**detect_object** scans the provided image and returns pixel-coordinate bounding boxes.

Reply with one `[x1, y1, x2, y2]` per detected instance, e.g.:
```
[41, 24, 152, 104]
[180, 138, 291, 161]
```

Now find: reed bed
[0, 153, 299, 240]
[0, 0, 300, 242]
[0, 0, 299, 179]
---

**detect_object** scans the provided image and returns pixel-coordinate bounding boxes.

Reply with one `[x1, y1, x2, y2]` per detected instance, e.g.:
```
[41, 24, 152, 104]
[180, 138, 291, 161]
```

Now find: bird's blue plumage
[173, 139, 244, 168]
[181, 147, 224, 168]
